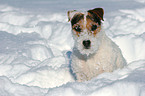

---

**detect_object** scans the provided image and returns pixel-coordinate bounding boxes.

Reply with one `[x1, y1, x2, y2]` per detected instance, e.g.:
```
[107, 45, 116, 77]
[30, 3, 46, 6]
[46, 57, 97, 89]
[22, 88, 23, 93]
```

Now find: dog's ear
[88, 8, 104, 21]
[67, 10, 78, 22]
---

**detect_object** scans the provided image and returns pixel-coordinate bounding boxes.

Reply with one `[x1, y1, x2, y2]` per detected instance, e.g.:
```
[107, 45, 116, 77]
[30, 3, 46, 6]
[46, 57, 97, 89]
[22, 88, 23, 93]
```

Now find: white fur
[73, 28, 103, 56]
[71, 28, 127, 82]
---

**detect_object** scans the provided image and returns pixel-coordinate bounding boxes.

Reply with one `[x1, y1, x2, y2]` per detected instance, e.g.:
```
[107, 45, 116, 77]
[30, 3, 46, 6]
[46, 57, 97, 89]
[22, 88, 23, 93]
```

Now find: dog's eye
[91, 25, 97, 31]
[73, 25, 81, 32]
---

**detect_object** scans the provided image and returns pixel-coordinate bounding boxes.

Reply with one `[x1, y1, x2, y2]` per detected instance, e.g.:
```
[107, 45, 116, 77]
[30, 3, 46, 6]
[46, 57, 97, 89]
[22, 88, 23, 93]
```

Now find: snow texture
[0, 0, 145, 95]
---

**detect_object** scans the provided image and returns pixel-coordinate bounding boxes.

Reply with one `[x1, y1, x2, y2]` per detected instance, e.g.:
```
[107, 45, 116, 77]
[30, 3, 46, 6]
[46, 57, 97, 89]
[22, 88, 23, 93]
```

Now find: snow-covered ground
[0, 0, 145, 95]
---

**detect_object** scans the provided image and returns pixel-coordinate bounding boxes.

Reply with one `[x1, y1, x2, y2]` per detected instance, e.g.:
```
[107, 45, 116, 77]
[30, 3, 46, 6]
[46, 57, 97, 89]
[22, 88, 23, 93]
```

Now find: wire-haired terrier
[68, 8, 126, 82]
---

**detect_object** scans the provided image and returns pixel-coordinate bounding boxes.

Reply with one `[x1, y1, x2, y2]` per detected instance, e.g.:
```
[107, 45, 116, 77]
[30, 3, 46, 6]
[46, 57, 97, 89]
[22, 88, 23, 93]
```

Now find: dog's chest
[82, 53, 111, 75]
[73, 53, 107, 72]
[71, 41, 115, 77]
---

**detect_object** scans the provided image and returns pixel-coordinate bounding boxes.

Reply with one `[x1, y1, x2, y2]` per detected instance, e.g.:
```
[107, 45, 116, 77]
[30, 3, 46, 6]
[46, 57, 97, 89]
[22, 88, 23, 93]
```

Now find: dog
[68, 8, 126, 82]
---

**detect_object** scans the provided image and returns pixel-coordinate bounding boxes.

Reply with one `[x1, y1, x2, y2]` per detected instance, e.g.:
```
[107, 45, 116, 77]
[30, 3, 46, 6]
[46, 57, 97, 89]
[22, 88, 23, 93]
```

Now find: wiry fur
[68, 8, 126, 82]
[71, 28, 126, 82]
[73, 26, 103, 56]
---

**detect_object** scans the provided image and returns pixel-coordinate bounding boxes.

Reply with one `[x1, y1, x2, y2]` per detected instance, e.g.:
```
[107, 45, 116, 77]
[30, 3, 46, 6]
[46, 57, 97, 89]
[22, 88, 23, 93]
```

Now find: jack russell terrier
[68, 8, 126, 82]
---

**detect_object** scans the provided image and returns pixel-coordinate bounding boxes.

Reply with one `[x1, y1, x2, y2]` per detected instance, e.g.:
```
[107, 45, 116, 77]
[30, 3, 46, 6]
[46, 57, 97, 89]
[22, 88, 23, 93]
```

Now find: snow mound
[105, 7, 145, 63]
[0, 0, 145, 96]
[0, 76, 47, 96]
[46, 60, 145, 96]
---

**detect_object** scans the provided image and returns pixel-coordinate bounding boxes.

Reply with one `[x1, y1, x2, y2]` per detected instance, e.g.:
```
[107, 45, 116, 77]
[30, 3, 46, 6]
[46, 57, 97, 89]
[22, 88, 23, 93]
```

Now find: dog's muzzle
[82, 40, 91, 49]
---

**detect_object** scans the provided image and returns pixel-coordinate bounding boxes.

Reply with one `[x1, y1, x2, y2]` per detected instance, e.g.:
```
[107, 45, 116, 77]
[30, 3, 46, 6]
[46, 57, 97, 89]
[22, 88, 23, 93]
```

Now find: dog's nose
[83, 40, 91, 49]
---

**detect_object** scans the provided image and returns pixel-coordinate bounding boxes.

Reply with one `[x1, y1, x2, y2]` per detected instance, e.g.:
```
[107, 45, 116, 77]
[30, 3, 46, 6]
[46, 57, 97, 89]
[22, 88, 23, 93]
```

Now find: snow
[0, 76, 47, 96]
[0, 0, 145, 95]
[45, 60, 145, 96]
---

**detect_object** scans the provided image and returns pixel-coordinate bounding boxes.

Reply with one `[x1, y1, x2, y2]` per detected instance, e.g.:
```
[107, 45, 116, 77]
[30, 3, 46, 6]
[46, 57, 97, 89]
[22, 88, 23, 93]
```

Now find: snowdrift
[0, 0, 145, 95]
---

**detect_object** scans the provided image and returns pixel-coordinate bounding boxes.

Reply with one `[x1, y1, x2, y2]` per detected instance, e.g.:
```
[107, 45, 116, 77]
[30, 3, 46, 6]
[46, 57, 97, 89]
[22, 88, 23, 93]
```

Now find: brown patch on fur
[72, 18, 84, 37]
[71, 13, 84, 26]
[88, 8, 104, 21]
[86, 13, 102, 36]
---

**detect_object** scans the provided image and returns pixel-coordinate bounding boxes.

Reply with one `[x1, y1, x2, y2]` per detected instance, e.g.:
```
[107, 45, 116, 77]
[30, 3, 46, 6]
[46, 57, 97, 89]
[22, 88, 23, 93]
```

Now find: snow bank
[112, 33, 145, 63]
[46, 60, 145, 96]
[14, 56, 74, 88]
[0, 60, 145, 96]
[0, 0, 145, 96]
[0, 4, 74, 90]
[0, 76, 47, 96]
[0, 31, 74, 88]
[105, 7, 145, 63]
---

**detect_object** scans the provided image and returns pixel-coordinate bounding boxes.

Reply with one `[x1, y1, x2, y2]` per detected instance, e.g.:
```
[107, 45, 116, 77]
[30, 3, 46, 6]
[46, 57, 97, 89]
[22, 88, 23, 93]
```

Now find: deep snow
[0, 0, 145, 95]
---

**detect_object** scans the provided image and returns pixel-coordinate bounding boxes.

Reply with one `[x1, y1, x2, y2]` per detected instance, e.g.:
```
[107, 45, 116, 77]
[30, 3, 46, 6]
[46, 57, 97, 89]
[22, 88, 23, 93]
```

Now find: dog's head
[68, 8, 104, 56]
